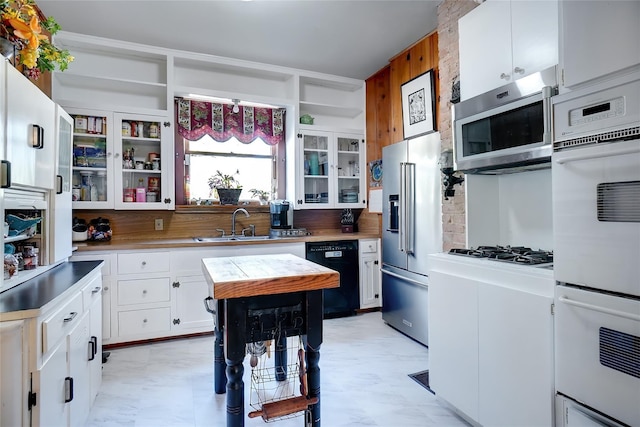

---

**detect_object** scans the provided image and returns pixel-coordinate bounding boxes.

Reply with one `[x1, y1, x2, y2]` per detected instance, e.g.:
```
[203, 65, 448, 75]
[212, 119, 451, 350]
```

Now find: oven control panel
[569, 96, 624, 126]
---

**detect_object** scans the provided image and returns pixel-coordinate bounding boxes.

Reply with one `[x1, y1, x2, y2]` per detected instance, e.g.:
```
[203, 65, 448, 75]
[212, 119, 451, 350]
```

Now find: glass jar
[95, 170, 107, 201]
[80, 171, 93, 201]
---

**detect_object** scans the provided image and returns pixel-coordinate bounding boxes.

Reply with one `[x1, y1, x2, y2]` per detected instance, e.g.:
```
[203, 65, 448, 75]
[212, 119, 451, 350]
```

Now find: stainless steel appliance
[454, 66, 557, 174]
[552, 69, 640, 427]
[381, 132, 442, 346]
[305, 240, 359, 318]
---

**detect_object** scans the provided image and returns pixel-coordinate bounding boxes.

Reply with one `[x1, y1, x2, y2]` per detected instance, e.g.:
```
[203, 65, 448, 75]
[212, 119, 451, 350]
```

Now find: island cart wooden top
[202, 253, 340, 299]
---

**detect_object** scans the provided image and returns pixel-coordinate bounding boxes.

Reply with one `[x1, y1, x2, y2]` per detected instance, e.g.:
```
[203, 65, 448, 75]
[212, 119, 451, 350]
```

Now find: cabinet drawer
[82, 276, 103, 310]
[117, 308, 171, 336]
[117, 252, 170, 275]
[360, 239, 378, 253]
[117, 277, 170, 305]
[42, 292, 83, 354]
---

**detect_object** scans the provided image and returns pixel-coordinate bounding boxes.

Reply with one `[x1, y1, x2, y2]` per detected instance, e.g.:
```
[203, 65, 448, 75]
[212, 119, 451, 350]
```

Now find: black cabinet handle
[1, 160, 10, 188]
[203, 296, 216, 314]
[64, 377, 74, 403]
[56, 175, 63, 194]
[88, 336, 97, 361]
[31, 124, 44, 149]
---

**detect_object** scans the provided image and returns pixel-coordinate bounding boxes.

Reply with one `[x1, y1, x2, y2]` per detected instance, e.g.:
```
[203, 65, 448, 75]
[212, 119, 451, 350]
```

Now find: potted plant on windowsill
[249, 188, 270, 205]
[208, 170, 242, 205]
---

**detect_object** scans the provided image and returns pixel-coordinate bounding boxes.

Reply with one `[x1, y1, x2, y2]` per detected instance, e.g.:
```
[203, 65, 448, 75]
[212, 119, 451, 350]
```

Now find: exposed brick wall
[437, 0, 478, 251]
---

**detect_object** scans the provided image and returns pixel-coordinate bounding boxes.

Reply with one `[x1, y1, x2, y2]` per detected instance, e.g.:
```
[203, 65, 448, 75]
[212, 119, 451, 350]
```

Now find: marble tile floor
[87, 311, 470, 427]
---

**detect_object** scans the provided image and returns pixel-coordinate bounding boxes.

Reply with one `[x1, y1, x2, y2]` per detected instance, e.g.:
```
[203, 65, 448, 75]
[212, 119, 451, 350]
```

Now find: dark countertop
[0, 260, 103, 320]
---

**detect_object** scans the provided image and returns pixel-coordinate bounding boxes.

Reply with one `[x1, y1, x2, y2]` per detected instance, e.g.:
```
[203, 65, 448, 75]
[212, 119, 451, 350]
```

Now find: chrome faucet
[231, 208, 250, 236]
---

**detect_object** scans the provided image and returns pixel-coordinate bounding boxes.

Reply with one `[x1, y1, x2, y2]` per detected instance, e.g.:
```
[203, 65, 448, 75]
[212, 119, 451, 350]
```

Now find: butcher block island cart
[202, 253, 339, 427]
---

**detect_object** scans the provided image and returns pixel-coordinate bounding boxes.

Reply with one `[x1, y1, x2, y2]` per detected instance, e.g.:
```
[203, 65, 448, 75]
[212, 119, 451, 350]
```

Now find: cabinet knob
[500, 73, 511, 80]
[141, 261, 147, 266]
[514, 67, 525, 75]
[142, 289, 147, 294]
[143, 318, 148, 323]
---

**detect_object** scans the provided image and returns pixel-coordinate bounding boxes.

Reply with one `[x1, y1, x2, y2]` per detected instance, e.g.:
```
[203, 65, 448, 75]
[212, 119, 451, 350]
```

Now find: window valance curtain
[176, 98, 285, 145]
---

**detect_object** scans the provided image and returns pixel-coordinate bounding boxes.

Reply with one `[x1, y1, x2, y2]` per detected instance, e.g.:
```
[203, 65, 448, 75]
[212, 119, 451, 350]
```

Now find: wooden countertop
[73, 231, 380, 252]
[202, 253, 340, 299]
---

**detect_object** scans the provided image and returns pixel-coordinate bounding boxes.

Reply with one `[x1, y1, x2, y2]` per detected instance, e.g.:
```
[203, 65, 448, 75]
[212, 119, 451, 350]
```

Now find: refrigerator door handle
[405, 162, 416, 255]
[381, 267, 425, 287]
[399, 162, 406, 252]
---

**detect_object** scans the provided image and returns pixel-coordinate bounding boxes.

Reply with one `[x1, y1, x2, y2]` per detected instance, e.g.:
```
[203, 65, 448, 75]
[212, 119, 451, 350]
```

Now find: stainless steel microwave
[453, 66, 558, 174]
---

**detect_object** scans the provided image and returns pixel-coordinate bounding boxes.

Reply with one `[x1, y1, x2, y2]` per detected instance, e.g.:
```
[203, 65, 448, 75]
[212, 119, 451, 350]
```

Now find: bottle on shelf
[95, 170, 107, 201]
[136, 178, 146, 203]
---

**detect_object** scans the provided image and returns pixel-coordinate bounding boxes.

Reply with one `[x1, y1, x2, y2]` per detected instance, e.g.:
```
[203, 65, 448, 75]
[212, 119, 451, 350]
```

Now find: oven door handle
[558, 295, 640, 321]
[554, 145, 640, 164]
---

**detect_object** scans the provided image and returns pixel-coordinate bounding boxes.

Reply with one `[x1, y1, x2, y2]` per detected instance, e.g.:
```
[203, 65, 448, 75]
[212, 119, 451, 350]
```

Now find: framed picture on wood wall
[401, 69, 436, 139]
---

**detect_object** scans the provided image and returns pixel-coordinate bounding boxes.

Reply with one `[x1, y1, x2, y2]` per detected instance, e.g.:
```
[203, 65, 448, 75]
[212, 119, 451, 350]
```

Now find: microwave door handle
[542, 86, 554, 145]
[399, 162, 406, 252]
[558, 295, 640, 322]
[405, 162, 416, 255]
[555, 145, 640, 164]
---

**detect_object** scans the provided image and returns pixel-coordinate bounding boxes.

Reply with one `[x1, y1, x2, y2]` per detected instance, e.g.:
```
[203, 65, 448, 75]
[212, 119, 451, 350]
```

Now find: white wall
[466, 168, 553, 250]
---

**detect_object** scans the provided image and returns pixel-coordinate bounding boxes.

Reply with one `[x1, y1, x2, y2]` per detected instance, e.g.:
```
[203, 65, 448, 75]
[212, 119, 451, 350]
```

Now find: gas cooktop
[449, 245, 553, 267]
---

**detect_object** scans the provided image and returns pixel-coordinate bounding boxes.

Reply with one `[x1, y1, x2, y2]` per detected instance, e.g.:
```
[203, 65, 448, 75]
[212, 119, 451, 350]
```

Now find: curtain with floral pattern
[176, 98, 285, 145]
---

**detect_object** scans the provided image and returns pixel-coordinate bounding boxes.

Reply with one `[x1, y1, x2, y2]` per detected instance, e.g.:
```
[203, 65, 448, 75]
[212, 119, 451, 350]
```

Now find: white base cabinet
[77, 243, 306, 345]
[428, 254, 554, 427]
[0, 264, 103, 427]
[359, 238, 381, 309]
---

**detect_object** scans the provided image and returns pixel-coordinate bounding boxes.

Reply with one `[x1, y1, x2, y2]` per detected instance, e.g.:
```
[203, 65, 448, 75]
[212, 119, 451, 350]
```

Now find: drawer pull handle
[141, 261, 147, 266]
[63, 312, 78, 322]
[143, 318, 148, 323]
[91, 286, 102, 294]
[142, 289, 148, 295]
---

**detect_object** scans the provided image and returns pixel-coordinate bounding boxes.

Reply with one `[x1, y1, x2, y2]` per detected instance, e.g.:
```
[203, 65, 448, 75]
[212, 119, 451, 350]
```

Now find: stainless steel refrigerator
[381, 133, 442, 346]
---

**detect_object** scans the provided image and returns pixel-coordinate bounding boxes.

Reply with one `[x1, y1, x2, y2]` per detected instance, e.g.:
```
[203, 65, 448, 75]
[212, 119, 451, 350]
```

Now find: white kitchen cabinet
[559, 0, 640, 90]
[478, 283, 554, 426]
[0, 320, 28, 427]
[66, 108, 115, 209]
[79, 243, 306, 344]
[429, 270, 480, 421]
[291, 129, 366, 209]
[459, 0, 558, 100]
[35, 267, 103, 427]
[359, 238, 381, 309]
[114, 112, 174, 209]
[5, 64, 56, 190]
[50, 105, 73, 264]
[70, 253, 113, 341]
[428, 254, 554, 426]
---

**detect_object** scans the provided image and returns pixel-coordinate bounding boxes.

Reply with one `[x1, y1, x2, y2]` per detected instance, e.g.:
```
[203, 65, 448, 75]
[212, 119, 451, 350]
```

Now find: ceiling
[37, 0, 441, 80]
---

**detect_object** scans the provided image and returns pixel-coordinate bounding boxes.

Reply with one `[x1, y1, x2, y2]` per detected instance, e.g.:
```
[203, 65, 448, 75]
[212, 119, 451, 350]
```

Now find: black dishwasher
[305, 240, 359, 318]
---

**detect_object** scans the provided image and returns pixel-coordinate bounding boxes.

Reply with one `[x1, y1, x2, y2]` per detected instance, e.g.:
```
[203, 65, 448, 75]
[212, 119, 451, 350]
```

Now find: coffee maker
[269, 200, 292, 229]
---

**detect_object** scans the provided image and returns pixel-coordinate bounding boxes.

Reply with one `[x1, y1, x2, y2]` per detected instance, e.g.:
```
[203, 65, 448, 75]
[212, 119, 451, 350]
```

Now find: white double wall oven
[552, 69, 640, 427]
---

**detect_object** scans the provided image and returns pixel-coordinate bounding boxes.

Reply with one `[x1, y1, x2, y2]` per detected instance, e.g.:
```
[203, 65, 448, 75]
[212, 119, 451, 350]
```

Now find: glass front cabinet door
[296, 129, 365, 209]
[114, 113, 173, 210]
[69, 108, 115, 209]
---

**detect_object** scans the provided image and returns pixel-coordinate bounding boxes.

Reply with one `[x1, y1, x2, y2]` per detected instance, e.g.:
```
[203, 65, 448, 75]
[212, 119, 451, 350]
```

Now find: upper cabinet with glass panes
[68, 108, 115, 209]
[114, 113, 174, 210]
[290, 129, 365, 209]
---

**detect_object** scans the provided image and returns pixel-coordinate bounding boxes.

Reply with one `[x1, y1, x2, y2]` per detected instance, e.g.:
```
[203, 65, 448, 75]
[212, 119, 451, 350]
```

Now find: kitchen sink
[193, 235, 272, 243]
